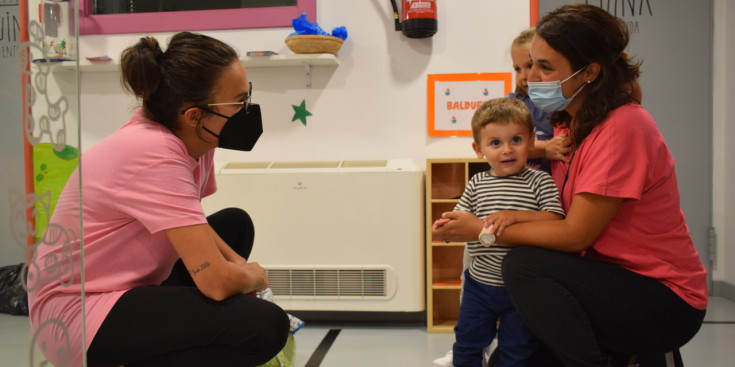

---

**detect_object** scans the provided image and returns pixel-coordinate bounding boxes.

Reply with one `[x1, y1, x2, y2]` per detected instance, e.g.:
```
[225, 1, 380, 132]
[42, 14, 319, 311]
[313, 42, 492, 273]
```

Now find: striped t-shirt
[454, 167, 564, 286]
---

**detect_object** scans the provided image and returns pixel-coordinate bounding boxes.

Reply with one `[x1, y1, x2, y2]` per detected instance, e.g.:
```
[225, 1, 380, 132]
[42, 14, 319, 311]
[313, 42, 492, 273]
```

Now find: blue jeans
[453, 269, 538, 367]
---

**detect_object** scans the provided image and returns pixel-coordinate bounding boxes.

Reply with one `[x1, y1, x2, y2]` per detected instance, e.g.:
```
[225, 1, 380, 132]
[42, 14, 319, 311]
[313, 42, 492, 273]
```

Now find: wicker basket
[285, 35, 344, 55]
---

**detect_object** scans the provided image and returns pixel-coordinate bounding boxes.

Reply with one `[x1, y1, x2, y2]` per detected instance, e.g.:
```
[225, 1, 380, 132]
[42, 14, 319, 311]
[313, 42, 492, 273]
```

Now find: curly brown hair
[471, 98, 533, 145]
[536, 4, 641, 147]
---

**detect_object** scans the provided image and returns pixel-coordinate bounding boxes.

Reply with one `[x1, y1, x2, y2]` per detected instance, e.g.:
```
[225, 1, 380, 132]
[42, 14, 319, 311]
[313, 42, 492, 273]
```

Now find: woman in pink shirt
[28, 32, 288, 367]
[433, 5, 707, 367]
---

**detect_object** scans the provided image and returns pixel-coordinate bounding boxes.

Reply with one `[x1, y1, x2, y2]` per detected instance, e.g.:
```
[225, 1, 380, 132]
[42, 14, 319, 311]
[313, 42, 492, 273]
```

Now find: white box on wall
[201, 159, 426, 312]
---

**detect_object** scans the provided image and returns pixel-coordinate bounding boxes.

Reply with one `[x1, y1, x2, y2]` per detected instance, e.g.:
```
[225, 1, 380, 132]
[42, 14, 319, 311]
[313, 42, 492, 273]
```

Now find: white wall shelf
[45, 53, 339, 73]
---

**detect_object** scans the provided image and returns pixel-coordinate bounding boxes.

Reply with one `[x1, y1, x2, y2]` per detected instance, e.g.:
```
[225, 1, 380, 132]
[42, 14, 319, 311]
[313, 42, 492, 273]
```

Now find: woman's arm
[166, 224, 268, 300]
[483, 210, 564, 237]
[497, 193, 623, 253]
[211, 229, 248, 266]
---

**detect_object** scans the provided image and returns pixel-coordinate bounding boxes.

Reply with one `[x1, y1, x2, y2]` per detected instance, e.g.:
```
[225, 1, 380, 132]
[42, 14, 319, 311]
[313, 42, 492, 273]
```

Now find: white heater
[201, 159, 425, 312]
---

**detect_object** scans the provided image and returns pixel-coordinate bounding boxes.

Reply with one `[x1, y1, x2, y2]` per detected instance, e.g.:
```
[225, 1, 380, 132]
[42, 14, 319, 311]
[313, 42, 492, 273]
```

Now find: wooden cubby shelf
[425, 157, 489, 333]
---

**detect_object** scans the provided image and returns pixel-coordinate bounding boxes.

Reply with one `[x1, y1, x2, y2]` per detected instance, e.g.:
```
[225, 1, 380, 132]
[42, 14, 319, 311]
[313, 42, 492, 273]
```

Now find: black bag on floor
[0, 263, 29, 316]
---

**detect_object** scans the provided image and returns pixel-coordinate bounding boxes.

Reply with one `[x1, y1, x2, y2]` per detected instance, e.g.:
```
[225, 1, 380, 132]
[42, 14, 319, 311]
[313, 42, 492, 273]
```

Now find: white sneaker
[432, 350, 453, 367]
[482, 339, 497, 367]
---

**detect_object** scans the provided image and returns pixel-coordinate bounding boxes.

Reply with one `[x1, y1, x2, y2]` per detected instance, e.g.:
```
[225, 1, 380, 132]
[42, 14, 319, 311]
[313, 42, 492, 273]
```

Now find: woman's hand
[544, 133, 572, 162]
[482, 211, 520, 237]
[239, 261, 269, 293]
[432, 210, 484, 243]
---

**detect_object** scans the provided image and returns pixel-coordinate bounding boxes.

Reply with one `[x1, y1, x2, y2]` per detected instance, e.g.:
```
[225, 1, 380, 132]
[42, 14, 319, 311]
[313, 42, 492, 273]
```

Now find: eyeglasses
[206, 82, 252, 111]
[182, 82, 253, 116]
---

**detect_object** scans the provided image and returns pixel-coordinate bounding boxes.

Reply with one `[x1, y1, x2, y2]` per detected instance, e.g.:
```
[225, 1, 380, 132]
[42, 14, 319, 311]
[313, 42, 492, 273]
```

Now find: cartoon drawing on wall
[292, 99, 312, 126]
[32, 143, 79, 241]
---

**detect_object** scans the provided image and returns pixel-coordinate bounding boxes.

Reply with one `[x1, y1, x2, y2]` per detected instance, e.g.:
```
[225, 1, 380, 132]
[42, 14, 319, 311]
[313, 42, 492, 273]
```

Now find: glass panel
[0, 4, 31, 366]
[0, 0, 84, 365]
[94, 0, 296, 14]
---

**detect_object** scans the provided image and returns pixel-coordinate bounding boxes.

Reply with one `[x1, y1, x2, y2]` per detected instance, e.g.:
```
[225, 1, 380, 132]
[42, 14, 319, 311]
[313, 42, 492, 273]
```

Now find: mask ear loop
[183, 105, 222, 142]
[567, 79, 592, 101]
[561, 66, 588, 84]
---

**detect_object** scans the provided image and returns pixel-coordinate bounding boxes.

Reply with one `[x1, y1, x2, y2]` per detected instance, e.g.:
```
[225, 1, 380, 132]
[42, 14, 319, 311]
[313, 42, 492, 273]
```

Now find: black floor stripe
[304, 328, 341, 367]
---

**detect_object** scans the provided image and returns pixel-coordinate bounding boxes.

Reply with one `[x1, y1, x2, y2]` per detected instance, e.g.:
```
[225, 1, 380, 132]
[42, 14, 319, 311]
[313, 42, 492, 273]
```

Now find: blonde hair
[511, 28, 536, 96]
[511, 27, 535, 49]
[471, 98, 533, 144]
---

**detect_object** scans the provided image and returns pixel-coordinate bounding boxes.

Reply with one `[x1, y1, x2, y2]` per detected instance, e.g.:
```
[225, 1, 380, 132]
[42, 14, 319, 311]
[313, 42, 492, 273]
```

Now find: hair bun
[120, 36, 164, 101]
[139, 36, 164, 60]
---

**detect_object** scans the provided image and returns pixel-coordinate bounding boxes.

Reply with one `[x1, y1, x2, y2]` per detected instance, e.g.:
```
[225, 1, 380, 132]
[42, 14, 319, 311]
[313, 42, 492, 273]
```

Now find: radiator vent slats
[266, 267, 388, 297]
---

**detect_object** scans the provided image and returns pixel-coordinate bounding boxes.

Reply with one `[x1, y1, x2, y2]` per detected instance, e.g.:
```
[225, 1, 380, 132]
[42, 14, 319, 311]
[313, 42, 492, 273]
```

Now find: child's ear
[472, 142, 484, 159]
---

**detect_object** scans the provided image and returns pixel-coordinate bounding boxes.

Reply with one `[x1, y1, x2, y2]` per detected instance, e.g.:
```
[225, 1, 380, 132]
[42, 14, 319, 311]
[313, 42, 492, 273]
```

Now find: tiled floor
[1, 297, 734, 366]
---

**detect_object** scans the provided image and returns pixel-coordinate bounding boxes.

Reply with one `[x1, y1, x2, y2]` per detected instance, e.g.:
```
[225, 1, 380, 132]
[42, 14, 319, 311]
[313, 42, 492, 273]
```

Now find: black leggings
[87, 208, 290, 367]
[502, 246, 706, 367]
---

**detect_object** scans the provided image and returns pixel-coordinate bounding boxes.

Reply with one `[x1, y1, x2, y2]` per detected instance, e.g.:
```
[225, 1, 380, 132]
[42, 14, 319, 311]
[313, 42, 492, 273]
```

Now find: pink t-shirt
[552, 103, 707, 310]
[28, 108, 217, 366]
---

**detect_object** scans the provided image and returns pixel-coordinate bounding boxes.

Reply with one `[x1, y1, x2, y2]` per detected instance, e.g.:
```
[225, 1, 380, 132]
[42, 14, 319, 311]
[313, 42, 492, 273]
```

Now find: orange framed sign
[427, 73, 512, 137]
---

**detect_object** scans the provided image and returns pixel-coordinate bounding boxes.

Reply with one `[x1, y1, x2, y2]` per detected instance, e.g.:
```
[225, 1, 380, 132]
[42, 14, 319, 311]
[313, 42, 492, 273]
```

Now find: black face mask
[201, 104, 263, 151]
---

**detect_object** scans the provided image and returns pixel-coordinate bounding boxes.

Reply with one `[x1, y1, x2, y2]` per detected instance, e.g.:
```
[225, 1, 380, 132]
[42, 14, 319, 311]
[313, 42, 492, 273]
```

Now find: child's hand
[432, 218, 451, 231]
[482, 211, 519, 237]
[544, 133, 572, 162]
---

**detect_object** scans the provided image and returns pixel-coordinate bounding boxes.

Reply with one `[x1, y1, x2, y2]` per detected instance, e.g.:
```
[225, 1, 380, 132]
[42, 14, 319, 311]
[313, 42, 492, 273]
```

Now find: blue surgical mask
[528, 67, 589, 113]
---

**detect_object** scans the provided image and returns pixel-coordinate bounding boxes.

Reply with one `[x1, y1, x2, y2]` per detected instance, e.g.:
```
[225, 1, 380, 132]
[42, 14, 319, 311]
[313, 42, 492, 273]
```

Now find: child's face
[472, 121, 534, 177]
[511, 44, 533, 94]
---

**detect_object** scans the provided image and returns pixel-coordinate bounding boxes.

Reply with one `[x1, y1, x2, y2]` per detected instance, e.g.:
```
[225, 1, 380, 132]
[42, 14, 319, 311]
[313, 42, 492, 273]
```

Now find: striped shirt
[454, 167, 564, 286]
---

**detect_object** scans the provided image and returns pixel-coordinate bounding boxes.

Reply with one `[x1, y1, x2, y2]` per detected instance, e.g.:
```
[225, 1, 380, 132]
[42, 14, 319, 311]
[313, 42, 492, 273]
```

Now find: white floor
[1, 297, 734, 367]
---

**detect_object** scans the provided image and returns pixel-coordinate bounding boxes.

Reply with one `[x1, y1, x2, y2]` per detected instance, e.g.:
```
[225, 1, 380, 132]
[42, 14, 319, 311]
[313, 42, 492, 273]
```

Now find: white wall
[78, 1, 529, 163]
[74, 0, 733, 290]
[713, 0, 734, 289]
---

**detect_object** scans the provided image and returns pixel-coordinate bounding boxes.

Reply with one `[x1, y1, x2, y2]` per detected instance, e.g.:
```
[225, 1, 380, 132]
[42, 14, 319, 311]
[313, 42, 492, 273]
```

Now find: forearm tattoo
[190, 261, 210, 277]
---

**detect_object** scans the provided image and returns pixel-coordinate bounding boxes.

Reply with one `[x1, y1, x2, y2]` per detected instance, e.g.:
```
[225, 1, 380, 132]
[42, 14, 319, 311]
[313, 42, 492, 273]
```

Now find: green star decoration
[291, 99, 312, 126]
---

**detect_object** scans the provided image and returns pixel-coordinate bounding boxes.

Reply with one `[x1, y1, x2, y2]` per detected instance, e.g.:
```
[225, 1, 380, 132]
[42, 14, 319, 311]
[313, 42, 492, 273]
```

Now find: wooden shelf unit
[425, 157, 490, 333]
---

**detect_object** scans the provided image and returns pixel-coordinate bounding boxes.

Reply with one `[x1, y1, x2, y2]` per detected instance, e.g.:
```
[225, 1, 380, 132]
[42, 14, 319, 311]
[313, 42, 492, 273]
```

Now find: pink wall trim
[79, 0, 316, 35]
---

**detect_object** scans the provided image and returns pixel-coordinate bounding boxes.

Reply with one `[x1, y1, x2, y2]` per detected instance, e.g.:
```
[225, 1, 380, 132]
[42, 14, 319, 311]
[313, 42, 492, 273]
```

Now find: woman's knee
[208, 207, 255, 257]
[247, 301, 290, 359]
[209, 207, 253, 229]
[228, 298, 289, 353]
[502, 246, 544, 278]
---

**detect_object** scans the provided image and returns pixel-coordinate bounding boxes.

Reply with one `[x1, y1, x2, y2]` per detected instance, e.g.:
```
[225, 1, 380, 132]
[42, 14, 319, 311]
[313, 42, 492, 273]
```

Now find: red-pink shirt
[552, 104, 707, 310]
[28, 108, 217, 366]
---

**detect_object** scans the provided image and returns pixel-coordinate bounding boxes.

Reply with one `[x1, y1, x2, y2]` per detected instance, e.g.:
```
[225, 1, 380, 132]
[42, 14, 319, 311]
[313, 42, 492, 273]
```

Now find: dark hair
[536, 4, 641, 147]
[120, 32, 239, 131]
[471, 98, 533, 144]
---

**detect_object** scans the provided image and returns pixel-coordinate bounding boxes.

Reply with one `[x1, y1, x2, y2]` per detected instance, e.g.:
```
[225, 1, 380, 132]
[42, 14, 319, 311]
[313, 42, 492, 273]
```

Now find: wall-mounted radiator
[201, 159, 425, 312]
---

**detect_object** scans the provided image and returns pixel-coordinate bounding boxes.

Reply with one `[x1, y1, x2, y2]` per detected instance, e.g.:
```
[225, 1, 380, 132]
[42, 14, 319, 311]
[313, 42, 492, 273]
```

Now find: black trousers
[502, 246, 706, 367]
[87, 208, 289, 367]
